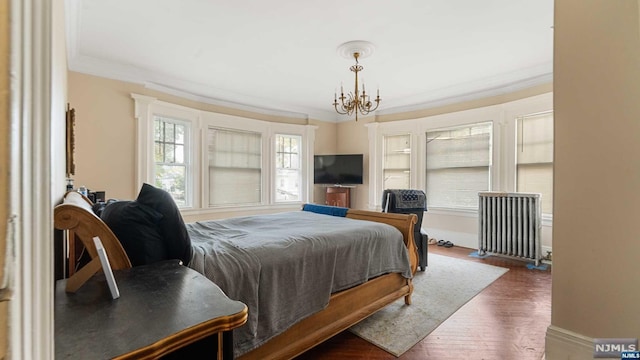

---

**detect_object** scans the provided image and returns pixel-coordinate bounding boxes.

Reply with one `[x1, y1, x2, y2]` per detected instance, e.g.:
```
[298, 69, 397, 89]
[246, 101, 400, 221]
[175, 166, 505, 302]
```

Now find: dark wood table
[55, 260, 248, 359]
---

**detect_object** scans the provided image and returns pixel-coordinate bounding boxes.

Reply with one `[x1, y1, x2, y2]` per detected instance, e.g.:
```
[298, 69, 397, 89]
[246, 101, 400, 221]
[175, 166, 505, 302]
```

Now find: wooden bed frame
[54, 191, 418, 360]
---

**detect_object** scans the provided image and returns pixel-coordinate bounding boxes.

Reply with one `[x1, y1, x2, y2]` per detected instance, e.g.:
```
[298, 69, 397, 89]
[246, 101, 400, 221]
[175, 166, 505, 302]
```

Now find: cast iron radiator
[478, 192, 542, 266]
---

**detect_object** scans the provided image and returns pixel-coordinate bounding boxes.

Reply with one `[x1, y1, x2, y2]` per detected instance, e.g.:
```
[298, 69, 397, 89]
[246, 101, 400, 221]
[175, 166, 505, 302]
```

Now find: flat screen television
[314, 154, 363, 185]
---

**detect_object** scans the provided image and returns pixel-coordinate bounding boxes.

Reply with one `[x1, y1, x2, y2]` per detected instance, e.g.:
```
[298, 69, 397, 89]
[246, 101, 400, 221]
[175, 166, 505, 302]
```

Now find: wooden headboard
[54, 191, 131, 270]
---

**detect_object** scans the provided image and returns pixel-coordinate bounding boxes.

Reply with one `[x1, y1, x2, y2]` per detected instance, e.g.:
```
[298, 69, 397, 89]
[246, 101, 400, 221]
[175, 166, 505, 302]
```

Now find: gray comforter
[187, 211, 412, 357]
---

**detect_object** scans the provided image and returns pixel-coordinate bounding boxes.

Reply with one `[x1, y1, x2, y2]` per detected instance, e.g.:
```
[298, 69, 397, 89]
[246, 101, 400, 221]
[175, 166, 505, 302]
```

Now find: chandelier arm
[333, 105, 348, 115]
[366, 100, 380, 114]
[335, 94, 356, 115]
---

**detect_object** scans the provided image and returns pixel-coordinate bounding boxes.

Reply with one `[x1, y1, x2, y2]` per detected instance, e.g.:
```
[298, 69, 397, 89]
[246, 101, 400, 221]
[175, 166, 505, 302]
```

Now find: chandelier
[332, 41, 381, 121]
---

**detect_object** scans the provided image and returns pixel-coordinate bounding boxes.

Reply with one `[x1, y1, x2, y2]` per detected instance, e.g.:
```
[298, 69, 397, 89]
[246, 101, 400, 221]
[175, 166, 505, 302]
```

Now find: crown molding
[65, 2, 553, 124]
[377, 64, 553, 116]
[143, 82, 313, 121]
[67, 50, 552, 124]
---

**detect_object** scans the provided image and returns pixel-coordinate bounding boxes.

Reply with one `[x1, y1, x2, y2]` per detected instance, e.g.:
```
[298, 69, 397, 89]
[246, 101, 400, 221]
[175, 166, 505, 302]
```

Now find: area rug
[349, 253, 509, 357]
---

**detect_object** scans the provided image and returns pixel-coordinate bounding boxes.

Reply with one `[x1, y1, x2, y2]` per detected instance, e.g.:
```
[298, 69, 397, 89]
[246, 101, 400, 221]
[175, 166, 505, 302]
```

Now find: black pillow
[92, 198, 118, 217]
[136, 183, 192, 266]
[100, 200, 168, 266]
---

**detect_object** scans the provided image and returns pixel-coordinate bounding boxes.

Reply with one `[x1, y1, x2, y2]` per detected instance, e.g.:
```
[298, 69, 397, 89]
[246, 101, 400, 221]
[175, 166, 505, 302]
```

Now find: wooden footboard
[346, 209, 419, 275]
[238, 208, 418, 360]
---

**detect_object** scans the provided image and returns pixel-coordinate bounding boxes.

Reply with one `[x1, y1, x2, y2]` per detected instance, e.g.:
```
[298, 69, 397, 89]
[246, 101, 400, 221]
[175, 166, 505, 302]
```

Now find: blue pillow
[302, 203, 349, 217]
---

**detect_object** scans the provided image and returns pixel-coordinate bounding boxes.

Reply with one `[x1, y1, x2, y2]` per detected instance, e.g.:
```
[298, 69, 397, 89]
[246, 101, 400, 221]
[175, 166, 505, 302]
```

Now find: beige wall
[551, 0, 640, 343]
[315, 117, 374, 210]
[68, 72, 337, 203]
[310, 117, 338, 204]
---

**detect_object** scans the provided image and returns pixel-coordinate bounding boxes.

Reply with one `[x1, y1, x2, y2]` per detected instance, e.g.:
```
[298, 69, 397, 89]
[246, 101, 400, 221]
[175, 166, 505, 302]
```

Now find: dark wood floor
[295, 244, 551, 360]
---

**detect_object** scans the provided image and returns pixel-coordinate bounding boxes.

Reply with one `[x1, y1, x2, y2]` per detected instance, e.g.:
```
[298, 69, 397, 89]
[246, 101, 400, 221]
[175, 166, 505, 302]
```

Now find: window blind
[426, 123, 492, 209]
[207, 128, 262, 206]
[383, 134, 411, 190]
[516, 111, 553, 214]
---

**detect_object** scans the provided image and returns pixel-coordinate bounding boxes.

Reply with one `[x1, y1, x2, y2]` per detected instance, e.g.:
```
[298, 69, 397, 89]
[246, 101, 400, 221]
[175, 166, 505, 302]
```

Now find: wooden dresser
[324, 186, 351, 208]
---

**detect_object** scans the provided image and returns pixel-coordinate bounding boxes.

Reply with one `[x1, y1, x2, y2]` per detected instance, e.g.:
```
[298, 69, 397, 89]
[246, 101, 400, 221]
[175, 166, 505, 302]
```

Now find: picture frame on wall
[66, 103, 75, 177]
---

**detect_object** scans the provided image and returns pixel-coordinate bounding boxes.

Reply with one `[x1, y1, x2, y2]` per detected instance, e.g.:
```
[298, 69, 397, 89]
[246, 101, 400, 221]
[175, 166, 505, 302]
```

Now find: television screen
[314, 154, 363, 185]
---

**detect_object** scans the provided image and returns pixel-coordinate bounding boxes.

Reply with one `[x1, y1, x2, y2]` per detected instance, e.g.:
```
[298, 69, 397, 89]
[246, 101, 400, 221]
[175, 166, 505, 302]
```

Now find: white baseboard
[422, 227, 553, 262]
[545, 325, 595, 360]
[421, 228, 477, 250]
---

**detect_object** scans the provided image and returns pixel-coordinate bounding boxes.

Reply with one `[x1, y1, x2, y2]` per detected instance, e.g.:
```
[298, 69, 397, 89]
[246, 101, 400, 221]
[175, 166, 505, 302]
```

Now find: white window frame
[368, 106, 499, 213]
[504, 105, 554, 222]
[274, 133, 303, 203]
[382, 133, 412, 190]
[133, 94, 199, 209]
[515, 111, 554, 215]
[425, 121, 493, 211]
[368, 93, 553, 221]
[132, 94, 316, 215]
[153, 115, 192, 207]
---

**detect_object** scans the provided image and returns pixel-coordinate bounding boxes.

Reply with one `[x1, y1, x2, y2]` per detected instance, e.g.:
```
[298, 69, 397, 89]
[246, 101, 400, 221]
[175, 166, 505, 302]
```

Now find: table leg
[222, 331, 234, 360]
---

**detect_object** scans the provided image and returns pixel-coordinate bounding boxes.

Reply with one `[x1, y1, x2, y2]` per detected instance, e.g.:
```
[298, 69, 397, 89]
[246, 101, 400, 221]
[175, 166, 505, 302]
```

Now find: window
[382, 134, 411, 189]
[207, 128, 262, 206]
[154, 116, 189, 207]
[133, 94, 314, 212]
[426, 123, 492, 210]
[275, 134, 301, 202]
[516, 111, 553, 214]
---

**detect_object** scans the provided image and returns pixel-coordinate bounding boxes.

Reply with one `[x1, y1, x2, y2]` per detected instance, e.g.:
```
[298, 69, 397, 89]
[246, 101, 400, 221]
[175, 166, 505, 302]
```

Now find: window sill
[181, 202, 304, 218]
[426, 207, 479, 218]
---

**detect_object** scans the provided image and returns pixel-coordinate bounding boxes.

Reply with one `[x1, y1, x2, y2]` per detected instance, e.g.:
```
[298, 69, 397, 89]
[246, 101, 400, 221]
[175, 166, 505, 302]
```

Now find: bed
[54, 187, 418, 359]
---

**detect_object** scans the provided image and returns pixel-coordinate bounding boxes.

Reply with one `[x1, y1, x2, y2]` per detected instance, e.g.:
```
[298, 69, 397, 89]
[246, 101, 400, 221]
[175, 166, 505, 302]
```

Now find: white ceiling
[65, 0, 554, 121]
